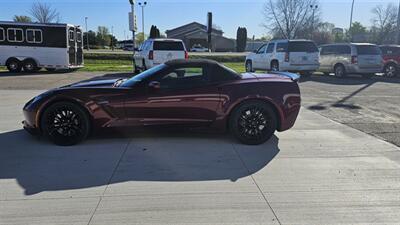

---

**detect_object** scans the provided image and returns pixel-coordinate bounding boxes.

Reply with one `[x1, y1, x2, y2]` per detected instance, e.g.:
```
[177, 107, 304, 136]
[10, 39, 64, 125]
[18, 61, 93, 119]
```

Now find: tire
[229, 101, 277, 145]
[334, 64, 346, 78]
[40, 102, 91, 146]
[384, 63, 398, 78]
[300, 71, 312, 77]
[271, 61, 279, 72]
[22, 59, 38, 73]
[245, 60, 254, 72]
[6, 59, 22, 73]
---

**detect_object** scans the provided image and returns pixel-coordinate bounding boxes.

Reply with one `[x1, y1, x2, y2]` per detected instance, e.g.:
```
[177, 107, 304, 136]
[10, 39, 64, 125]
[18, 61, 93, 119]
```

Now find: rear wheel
[41, 102, 90, 146]
[22, 59, 38, 73]
[334, 64, 346, 78]
[230, 101, 277, 145]
[245, 60, 254, 72]
[384, 63, 398, 78]
[300, 71, 312, 77]
[271, 61, 279, 72]
[6, 59, 22, 73]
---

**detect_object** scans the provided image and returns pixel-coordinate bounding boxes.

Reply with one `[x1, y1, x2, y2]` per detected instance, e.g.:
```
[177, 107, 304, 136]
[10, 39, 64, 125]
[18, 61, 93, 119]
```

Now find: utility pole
[396, 0, 400, 44]
[139, 1, 147, 41]
[310, 5, 318, 40]
[129, 0, 136, 72]
[349, 0, 355, 42]
[85, 17, 89, 51]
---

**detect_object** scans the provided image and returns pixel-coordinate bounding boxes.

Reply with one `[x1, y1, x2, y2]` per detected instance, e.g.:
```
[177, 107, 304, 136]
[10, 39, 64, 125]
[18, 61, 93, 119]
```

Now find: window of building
[0, 28, 4, 41]
[26, 29, 43, 43]
[7, 28, 24, 42]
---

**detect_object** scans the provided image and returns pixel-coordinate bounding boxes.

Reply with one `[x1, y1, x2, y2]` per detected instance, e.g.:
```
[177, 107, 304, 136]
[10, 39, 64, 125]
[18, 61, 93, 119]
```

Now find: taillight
[285, 52, 290, 62]
[185, 51, 189, 60]
[351, 56, 358, 64]
[149, 50, 154, 60]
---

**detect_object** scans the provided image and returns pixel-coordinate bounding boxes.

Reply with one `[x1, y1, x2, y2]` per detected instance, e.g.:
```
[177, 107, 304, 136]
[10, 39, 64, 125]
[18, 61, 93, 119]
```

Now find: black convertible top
[165, 59, 220, 67]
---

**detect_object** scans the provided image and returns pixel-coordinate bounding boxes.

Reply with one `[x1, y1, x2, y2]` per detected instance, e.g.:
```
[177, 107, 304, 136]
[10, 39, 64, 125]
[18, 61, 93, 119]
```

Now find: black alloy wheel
[7, 59, 22, 73]
[230, 101, 277, 145]
[334, 64, 346, 78]
[41, 102, 90, 146]
[384, 64, 398, 78]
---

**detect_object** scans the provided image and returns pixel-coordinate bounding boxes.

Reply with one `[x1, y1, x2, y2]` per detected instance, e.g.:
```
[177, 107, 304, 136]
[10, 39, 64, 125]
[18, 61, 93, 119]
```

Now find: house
[166, 22, 235, 52]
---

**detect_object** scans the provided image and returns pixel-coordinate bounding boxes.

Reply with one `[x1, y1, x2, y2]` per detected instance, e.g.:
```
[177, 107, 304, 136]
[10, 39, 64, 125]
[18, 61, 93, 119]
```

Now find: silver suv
[319, 43, 383, 78]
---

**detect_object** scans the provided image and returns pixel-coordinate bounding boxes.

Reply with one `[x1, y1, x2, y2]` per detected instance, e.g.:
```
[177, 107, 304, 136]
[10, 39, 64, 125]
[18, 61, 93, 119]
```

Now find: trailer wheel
[22, 59, 38, 73]
[6, 58, 22, 73]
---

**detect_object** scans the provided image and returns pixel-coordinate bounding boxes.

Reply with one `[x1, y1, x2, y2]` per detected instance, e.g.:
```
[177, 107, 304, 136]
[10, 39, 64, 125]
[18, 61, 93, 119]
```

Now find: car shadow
[0, 129, 280, 196]
[300, 73, 400, 85]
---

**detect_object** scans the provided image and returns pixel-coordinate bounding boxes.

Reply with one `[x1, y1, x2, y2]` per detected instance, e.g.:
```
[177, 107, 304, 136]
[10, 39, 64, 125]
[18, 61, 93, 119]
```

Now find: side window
[26, 29, 43, 43]
[7, 28, 24, 42]
[0, 28, 4, 41]
[69, 30, 75, 41]
[257, 45, 267, 54]
[158, 66, 207, 89]
[321, 46, 335, 55]
[76, 31, 82, 43]
[337, 45, 351, 54]
[266, 43, 275, 53]
[276, 43, 288, 52]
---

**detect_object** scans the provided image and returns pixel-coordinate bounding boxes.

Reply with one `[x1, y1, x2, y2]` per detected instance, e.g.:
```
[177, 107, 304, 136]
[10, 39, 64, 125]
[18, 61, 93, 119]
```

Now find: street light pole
[396, 0, 400, 44]
[139, 2, 147, 41]
[85, 17, 89, 51]
[349, 0, 355, 42]
[310, 5, 318, 40]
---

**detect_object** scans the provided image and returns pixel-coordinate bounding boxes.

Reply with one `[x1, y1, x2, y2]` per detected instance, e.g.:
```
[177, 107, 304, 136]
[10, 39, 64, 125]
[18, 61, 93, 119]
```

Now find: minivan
[319, 43, 383, 78]
[245, 39, 320, 76]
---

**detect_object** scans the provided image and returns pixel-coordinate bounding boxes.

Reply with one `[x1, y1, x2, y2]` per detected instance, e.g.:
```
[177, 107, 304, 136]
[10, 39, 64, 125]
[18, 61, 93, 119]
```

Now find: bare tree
[371, 3, 397, 44]
[262, 0, 320, 39]
[30, 2, 60, 23]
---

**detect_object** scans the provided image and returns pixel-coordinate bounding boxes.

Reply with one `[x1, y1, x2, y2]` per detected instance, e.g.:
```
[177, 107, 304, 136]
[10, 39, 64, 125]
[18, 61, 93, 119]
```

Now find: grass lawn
[0, 60, 246, 73]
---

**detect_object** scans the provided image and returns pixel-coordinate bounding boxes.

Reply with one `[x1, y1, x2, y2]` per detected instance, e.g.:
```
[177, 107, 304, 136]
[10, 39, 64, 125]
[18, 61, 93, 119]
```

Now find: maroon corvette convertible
[23, 59, 301, 146]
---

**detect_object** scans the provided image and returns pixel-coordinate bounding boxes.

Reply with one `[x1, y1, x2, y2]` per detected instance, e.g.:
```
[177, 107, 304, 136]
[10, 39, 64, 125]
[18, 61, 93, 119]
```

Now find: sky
[0, 0, 398, 40]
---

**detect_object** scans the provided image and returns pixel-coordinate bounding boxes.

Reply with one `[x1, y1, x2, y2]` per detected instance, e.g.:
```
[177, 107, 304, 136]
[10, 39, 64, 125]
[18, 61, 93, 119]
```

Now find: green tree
[236, 27, 247, 52]
[30, 2, 60, 23]
[149, 25, 161, 39]
[13, 15, 32, 23]
[348, 21, 367, 40]
[136, 32, 146, 45]
[83, 30, 97, 48]
[96, 26, 111, 48]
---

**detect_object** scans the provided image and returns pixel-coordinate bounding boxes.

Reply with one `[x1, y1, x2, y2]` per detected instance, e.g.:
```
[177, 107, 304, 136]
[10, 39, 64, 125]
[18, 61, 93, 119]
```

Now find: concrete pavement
[0, 90, 400, 225]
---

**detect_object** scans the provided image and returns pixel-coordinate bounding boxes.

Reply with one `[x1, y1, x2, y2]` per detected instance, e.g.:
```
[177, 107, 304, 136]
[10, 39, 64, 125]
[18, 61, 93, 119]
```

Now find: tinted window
[257, 45, 267, 54]
[69, 30, 74, 41]
[356, 46, 381, 55]
[336, 45, 351, 54]
[266, 43, 275, 53]
[7, 28, 23, 42]
[276, 43, 288, 52]
[158, 66, 208, 89]
[76, 31, 82, 42]
[26, 29, 42, 43]
[289, 41, 318, 52]
[153, 41, 184, 51]
[211, 64, 239, 82]
[320, 46, 335, 55]
[0, 28, 4, 41]
[121, 64, 168, 87]
[380, 47, 400, 56]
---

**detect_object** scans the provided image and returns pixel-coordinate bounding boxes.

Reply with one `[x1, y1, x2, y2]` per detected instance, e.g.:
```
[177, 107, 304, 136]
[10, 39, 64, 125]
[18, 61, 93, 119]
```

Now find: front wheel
[41, 102, 90, 146]
[230, 101, 277, 145]
[245, 60, 254, 72]
[271, 61, 279, 72]
[6, 59, 22, 73]
[384, 64, 398, 78]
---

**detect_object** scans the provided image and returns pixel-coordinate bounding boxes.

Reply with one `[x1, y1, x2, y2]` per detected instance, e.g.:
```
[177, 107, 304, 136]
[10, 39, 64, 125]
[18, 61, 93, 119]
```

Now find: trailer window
[7, 28, 24, 42]
[76, 31, 82, 42]
[0, 28, 4, 42]
[69, 30, 75, 41]
[26, 29, 42, 44]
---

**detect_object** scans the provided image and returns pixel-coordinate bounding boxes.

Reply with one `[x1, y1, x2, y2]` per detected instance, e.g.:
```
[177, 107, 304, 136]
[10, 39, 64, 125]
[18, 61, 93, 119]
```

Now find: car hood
[63, 79, 120, 88]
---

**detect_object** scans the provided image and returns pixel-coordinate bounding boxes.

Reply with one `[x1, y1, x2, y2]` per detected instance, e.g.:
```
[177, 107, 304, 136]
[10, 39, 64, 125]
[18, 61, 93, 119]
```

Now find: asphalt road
[0, 71, 400, 224]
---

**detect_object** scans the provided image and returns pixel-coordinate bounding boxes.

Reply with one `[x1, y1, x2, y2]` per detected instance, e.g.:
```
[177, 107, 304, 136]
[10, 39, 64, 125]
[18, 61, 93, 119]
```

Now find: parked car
[190, 44, 209, 52]
[319, 43, 383, 78]
[380, 45, 400, 78]
[133, 38, 188, 73]
[245, 39, 320, 76]
[23, 59, 301, 146]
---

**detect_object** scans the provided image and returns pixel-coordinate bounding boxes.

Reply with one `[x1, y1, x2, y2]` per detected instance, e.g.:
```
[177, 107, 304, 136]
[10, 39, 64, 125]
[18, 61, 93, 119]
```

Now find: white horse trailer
[0, 21, 84, 73]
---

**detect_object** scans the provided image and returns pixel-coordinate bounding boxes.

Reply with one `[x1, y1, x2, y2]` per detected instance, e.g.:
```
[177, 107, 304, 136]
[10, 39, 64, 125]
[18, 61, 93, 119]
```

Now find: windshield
[121, 64, 167, 87]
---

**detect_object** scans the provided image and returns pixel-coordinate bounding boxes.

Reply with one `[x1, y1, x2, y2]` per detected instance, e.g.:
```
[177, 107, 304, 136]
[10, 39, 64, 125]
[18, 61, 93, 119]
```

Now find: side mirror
[148, 81, 161, 90]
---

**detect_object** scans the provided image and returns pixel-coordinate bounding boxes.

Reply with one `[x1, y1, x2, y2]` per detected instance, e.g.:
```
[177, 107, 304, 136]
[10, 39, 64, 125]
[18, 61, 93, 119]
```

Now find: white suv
[134, 38, 188, 72]
[245, 39, 320, 76]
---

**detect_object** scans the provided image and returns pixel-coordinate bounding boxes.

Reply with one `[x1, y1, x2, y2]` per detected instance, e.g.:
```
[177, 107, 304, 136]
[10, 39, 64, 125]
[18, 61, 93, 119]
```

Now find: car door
[124, 64, 222, 126]
[264, 42, 275, 70]
[319, 46, 333, 72]
[253, 44, 267, 69]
